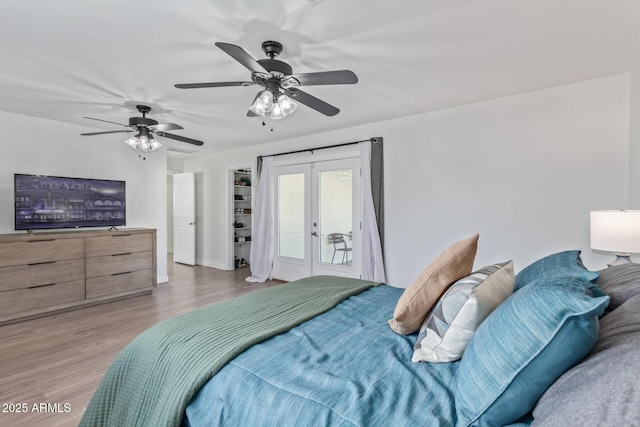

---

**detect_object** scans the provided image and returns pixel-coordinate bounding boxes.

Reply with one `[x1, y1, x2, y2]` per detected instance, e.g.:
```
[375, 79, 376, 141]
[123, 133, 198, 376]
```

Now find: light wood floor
[0, 258, 282, 427]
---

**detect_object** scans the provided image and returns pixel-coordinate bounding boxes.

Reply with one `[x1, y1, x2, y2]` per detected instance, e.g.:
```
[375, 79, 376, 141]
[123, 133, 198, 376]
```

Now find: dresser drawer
[85, 233, 152, 257]
[86, 251, 152, 278]
[0, 259, 85, 292]
[0, 238, 85, 268]
[86, 269, 152, 299]
[0, 280, 85, 316]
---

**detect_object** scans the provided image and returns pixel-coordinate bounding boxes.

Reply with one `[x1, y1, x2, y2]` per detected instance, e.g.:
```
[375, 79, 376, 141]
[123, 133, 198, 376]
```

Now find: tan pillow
[388, 233, 479, 334]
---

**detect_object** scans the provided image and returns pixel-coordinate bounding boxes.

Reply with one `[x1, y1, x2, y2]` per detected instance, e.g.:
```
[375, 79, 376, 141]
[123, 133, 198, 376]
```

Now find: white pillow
[412, 261, 514, 363]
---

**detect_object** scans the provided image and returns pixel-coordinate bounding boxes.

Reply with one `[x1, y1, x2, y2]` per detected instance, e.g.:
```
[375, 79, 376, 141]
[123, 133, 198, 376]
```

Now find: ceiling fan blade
[246, 92, 260, 117]
[215, 42, 269, 74]
[175, 81, 255, 89]
[285, 88, 340, 116]
[156, 132, 204, 146]
[81, 130, 134, 136]
[288, 70, 359, 86]
[83, 116, 129, 127]
[150, 123, 183, 132]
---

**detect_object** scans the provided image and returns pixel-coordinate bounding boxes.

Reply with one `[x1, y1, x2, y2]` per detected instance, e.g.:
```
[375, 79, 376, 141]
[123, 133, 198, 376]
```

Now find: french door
[272, 158, 361, 281]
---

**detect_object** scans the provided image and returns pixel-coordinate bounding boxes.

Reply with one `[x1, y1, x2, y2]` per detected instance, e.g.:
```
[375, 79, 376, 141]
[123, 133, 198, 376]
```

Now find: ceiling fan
[175, 41, 358, 119]
[81, 105, 203, 152]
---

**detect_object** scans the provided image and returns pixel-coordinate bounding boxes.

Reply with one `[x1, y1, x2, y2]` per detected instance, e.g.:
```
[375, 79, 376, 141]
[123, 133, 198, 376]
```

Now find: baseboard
[200, 259, 232, 271]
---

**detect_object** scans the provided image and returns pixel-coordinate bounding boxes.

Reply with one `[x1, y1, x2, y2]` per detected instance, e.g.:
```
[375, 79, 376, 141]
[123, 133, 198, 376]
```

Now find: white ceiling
[2, 0, 639, 155]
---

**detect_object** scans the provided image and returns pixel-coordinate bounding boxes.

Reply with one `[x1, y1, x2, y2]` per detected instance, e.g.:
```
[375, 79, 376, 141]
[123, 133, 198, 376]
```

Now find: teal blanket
[80, 276, 380, 427]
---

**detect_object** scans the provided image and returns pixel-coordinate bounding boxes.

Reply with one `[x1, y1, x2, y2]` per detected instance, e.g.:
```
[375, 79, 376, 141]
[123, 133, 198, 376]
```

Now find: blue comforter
[185, 285, 533, 427]
[185, 285, 460, 426]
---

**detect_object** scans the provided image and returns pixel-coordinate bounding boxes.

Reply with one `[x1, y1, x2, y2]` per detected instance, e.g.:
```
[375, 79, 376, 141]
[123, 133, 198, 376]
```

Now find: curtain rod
[258, 137, 381, 160]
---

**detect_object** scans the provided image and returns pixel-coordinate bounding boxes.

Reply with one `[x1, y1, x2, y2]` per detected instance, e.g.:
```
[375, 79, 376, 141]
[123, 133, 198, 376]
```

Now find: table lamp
[590, 210, 640, 267]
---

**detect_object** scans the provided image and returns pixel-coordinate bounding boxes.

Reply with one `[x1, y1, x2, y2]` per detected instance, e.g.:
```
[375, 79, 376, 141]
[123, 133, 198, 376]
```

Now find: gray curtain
[255, 156, 263, 180]
[370, 137, 384, 253]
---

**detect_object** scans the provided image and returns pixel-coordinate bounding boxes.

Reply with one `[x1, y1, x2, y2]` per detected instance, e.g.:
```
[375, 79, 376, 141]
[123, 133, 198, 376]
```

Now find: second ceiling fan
[175, 41, 358, 119]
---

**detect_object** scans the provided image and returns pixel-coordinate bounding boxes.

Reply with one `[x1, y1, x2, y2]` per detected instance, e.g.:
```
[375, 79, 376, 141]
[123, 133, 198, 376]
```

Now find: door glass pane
[319, 169, 353, 265]
[278, 173, 305, 259]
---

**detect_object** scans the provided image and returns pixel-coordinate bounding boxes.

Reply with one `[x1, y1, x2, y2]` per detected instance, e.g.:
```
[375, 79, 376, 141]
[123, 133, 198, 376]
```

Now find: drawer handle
[112, 253, 132, 257]
[28, 239, 56, 243]
[112, 271, 132, 276]
[28, 283, 56, 289]
[111, 234, 132, 237]
[28, 261, 56, 266]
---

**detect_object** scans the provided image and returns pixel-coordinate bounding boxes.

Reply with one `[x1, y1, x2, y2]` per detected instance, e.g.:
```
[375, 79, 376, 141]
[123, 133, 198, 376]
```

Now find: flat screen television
[14, 174, 126, 231]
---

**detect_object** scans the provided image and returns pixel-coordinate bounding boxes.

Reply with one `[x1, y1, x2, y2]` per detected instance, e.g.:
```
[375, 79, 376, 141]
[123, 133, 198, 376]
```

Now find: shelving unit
[233, 169, 252, 269]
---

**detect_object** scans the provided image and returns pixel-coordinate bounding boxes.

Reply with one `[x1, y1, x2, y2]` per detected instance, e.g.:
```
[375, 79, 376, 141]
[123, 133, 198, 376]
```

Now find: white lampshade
[124, 136, 138, 149]
[270, 101, 285, 120]
[137, 134, 151, 151]
[249, 90, 274, 116]
[590, 210, 640, 254]
[277, 93, 297, 115]
[149, 137, 162, 151]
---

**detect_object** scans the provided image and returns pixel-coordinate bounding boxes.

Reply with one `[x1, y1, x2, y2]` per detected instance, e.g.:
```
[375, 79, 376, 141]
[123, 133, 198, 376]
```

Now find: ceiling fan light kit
[124, 131, 162, 152]
[175, 40, 358, 119]
[249, 90, 298, 120]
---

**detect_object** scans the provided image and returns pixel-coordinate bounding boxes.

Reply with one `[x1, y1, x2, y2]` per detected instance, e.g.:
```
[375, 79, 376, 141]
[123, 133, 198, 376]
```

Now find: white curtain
[360, 141, 386, 282]
[246, 157, 275, 282]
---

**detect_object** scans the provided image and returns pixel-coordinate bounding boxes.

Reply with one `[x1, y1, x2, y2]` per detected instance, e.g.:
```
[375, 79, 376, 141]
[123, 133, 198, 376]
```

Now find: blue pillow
[514, 250, 599, 291]
[455, 276, 609, 427]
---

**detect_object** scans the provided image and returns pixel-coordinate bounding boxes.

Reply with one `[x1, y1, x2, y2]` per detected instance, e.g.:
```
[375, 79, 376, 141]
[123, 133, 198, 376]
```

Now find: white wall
[629, 68, 640, 208]
[0, 111, 168, 283]
[167, 174, 173, 253]
[184, 74, 630, 287]
[381, 74, 628, 284]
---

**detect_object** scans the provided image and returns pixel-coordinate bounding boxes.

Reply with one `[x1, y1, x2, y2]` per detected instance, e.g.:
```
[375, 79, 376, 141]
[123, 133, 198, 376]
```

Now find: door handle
[311, 231, 318, 237]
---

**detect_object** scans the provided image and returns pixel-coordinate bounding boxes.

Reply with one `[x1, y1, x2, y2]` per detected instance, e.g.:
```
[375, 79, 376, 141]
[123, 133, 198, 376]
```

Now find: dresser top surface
[0, 228, 155, 243]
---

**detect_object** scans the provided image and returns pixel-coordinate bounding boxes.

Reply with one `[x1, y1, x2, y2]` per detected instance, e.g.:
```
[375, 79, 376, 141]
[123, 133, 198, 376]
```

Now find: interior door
[272, 158, 360, 281]
[173, 172, 196, 265]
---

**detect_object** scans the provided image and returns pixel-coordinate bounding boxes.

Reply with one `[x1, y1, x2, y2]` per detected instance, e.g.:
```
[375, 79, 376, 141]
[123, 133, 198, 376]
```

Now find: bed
[79, 237, 640, 427]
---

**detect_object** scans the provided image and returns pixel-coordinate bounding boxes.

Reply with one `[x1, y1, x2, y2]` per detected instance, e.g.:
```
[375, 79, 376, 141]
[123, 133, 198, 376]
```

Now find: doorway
[231, 167, 252, 270]
[272, 158, 361, 281]
[172, 172, 196, 265]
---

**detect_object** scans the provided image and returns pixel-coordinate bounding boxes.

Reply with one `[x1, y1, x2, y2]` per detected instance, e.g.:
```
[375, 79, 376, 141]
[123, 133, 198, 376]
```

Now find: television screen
[14, 174, 126, 230]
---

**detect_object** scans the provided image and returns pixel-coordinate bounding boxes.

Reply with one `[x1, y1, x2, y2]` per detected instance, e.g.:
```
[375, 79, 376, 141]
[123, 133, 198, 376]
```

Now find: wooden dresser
[0, 228, 156, 325]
